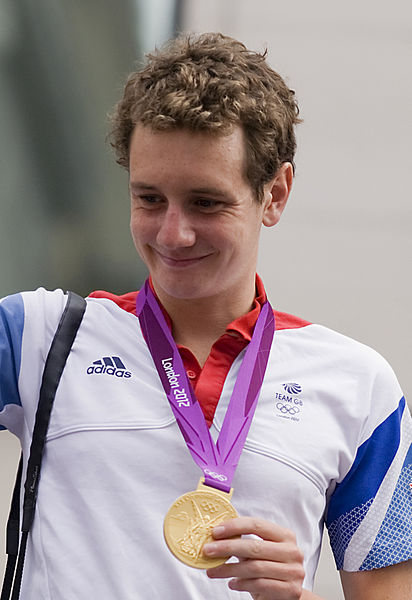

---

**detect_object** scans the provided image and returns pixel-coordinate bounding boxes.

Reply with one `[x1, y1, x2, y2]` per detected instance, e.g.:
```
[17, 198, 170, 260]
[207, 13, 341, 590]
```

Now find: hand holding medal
[137, 279, 275, 569]
[203, 516, 307, 599]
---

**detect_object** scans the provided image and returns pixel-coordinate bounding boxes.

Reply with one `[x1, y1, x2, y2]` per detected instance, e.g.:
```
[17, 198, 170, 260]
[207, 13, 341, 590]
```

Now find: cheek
[129, 219, 140, 248]
[222, 224, 253, 251]
[225, 226, 260, 266]
[130, 213, 149, 244]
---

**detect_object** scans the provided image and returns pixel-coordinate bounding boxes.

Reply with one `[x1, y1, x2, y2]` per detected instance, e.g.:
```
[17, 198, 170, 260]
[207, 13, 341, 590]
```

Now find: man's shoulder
[1, 287, 68, 320]
[88, 289, 138, 315]
[274, 309, 398, 386]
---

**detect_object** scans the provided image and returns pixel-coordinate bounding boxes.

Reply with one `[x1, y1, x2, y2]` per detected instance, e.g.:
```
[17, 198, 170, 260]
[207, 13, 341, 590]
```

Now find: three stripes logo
[86, 356, 132, 378]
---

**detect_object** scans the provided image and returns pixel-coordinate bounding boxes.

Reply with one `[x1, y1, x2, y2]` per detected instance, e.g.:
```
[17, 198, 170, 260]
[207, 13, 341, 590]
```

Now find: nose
[156, 205, 196, 249]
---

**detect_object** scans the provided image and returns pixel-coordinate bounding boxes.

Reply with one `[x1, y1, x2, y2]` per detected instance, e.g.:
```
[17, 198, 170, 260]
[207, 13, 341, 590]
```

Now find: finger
[228, 576, 303, 599]
[207, 558, 303, 582]
[212, 516, 296, 544]
[203, 537, 302, 564]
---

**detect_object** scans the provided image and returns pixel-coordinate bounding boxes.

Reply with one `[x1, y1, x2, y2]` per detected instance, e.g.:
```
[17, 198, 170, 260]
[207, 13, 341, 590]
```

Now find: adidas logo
[86, 356, 132, 378]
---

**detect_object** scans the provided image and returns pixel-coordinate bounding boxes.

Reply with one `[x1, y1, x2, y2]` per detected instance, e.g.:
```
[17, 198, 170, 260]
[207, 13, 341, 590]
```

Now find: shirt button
[187, 370, 197, 379]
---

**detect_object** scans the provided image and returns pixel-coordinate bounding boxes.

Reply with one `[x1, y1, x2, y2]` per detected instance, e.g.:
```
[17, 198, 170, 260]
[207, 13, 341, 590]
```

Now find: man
[1, 33, 411, 599]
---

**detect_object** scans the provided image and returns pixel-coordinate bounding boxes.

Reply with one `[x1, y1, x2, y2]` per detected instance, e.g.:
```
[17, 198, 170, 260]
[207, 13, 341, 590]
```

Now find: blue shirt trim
[0, 294, 24, 419]
[360, 457, 412, 570]
[327, 397, 406, 525]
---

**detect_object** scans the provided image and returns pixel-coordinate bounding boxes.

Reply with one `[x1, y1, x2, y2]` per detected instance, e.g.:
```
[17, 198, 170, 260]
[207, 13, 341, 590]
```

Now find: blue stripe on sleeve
[0, 294, 25, 420]
[326, 398, 408, 569]
[326, 397, 406, 526]
[359, 446, 412, 570]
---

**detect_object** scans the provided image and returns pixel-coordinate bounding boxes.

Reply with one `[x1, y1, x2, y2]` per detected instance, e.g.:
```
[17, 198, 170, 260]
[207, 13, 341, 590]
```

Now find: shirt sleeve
[0, 288, 68, 437]
[0, 293, 25, 432]
[325, 354, 412, 571]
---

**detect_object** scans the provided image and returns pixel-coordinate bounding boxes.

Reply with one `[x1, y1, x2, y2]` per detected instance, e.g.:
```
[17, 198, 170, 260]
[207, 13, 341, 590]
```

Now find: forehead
[129, 124, 249, 186]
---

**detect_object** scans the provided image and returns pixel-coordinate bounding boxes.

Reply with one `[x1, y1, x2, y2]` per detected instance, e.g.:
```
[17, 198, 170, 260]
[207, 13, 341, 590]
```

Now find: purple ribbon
[136, 280, 275, 493]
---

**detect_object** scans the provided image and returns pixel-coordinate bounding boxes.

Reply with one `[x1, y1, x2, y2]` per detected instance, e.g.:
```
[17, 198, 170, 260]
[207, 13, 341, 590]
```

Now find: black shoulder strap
[1, 291, 87, 600]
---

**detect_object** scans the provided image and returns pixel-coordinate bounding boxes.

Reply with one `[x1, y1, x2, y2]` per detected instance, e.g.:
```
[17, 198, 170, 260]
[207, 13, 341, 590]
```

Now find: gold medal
[163, 478, 238, 569]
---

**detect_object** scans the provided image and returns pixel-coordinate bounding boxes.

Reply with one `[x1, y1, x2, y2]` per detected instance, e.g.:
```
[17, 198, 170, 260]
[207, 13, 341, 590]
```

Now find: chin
[157, 277, 215, 302]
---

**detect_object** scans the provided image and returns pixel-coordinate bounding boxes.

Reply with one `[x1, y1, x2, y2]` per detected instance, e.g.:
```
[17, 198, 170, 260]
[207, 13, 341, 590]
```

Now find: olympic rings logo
[276, 402, 300, 415]
[204, 469, 228, 482]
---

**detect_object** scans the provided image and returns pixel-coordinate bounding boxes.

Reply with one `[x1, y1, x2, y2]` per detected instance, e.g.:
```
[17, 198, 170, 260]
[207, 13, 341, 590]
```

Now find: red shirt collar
[149, 274, 266, 342]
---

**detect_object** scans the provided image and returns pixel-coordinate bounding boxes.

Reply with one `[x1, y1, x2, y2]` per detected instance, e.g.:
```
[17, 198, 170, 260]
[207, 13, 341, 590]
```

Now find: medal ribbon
[136, 279, 275, 493]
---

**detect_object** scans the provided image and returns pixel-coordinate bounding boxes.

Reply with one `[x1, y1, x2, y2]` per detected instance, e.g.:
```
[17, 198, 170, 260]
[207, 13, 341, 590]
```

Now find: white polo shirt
[1, 288, 411, 599]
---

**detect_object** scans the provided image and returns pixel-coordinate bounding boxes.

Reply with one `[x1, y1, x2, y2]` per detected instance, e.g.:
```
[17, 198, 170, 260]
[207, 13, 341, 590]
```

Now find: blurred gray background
[1, 1, 411, 598]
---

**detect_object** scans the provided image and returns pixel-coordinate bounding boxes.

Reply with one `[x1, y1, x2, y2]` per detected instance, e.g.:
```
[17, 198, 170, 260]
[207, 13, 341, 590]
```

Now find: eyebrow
[188, 187, 228, 198]
[129, 182, 158, 191]
[129, 181, 229, 198]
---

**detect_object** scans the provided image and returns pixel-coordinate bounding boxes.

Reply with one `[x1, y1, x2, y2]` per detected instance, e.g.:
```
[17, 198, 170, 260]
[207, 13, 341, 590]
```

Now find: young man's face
[129, 124, 283, 306]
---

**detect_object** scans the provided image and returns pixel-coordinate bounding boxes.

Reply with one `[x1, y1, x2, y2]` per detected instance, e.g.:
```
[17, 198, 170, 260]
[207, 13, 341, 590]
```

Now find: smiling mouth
[154, 250, 211, 267]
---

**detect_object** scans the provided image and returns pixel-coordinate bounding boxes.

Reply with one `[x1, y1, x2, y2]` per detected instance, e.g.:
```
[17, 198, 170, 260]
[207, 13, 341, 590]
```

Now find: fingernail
[213, 525, 225, 537]
[203, 543, 217, 556]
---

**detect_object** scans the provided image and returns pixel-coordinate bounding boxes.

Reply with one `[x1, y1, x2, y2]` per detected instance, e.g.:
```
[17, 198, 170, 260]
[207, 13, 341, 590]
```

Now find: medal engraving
[164, 480, 238, 569]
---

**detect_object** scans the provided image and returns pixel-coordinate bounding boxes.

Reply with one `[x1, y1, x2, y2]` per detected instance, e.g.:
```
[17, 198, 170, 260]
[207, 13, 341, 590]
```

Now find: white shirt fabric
[1, 288, 411, 599]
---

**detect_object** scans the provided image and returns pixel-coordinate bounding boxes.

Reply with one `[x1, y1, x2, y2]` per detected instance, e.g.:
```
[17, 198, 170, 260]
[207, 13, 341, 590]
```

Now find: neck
[152, 280, 256, 365]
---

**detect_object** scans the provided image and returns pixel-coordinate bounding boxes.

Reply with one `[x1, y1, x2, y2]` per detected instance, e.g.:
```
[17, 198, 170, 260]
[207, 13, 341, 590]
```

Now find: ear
[261, 162, 294, 227]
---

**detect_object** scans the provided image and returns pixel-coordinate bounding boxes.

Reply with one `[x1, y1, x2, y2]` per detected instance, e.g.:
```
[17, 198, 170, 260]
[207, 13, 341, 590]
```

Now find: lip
[154, 249, 211, 268]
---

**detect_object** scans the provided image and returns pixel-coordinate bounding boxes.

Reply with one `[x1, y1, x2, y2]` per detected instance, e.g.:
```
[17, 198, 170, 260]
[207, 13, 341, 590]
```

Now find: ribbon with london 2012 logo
[136, 279, 275, 493]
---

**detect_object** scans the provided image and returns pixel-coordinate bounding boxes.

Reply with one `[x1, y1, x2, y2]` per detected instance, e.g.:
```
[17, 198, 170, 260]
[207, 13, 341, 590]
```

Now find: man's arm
[340, 560, 412, 600]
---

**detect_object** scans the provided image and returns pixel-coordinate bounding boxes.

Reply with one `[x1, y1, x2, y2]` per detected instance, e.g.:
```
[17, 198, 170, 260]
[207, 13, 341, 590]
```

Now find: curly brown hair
[110, 32, 301, 202]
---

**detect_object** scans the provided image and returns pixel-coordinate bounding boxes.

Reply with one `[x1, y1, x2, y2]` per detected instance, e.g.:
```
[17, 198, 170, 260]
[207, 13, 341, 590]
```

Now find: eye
[133, 194, 163, 208]
[194, 198, 221, 211]
[141, 194, 159, 203]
